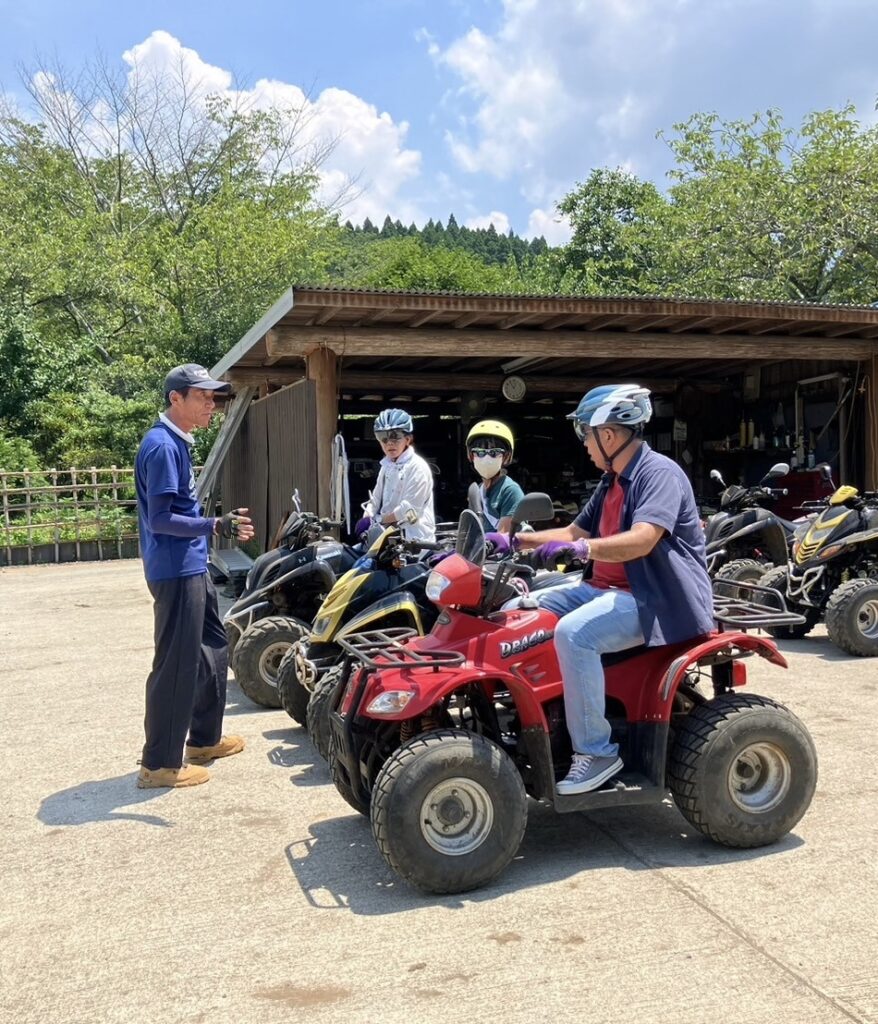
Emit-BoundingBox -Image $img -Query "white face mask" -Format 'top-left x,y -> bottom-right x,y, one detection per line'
474,454 -> 503,480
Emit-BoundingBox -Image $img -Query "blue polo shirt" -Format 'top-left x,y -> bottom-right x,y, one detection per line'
574,443 -> 714,645
135,421 -> 214,581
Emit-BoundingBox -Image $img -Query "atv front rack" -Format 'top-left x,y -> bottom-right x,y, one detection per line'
338,627 -> 466,671
712,578 -> 806,629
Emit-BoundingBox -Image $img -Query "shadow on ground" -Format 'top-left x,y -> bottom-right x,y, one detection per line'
277,778 -> 805,918
37,774 -> 174,828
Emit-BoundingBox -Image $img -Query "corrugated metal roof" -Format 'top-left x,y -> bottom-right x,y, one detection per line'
290,284 -> 878,313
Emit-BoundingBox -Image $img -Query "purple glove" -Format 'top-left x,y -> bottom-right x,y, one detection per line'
426,550 -> 452,567
354,516 -> 374,538
485,531 -> 518,556
534,538 -> 590,569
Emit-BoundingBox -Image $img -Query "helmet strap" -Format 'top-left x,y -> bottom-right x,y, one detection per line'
595,426 -> 638,471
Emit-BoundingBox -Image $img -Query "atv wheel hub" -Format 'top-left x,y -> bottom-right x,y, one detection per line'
857,597 -> 878,640
258,642 -> 290,687
420,777 -> 494,857
727,742 -> 791,813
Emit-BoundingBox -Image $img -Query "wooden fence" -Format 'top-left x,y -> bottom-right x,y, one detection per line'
0,466 -> 141,566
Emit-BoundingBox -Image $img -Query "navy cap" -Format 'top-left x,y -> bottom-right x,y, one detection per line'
164,364 -> 231,396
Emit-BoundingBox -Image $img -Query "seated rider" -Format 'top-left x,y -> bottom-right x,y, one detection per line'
355,408 -> 436,545
489,384 -> 713,795
466,419 -> 524,533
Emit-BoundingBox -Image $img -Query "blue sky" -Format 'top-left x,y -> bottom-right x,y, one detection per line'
2,0 -> 878,243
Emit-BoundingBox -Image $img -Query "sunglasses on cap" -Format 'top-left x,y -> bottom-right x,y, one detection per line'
470,446 -> 506,459
375,429 -> 409,443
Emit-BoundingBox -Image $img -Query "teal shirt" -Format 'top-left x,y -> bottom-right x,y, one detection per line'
480,473 -> 525,529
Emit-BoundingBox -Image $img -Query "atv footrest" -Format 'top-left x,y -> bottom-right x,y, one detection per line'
553,772 -> 663,813
338,628 -> 465,671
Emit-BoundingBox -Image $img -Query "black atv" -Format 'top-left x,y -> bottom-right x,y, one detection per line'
704,463 -> 798,586
275,522 -> 445,731
760,483 -> 878,654
224,498 -> 358,708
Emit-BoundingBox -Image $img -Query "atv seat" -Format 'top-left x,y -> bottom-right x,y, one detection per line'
600,644 -> 648,667
776,517 -> 801,533
528,571 -> 570,593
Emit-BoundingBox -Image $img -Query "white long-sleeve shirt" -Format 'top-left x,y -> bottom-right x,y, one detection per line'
365,447 -> 436,543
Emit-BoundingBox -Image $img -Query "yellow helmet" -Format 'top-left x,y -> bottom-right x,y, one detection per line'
466,419 -> 514,455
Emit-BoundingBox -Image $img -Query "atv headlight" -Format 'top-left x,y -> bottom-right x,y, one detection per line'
425,570 -> 451,602
818,544 -> 842,560
312,615 -> 332,637
367,690 -> 415,715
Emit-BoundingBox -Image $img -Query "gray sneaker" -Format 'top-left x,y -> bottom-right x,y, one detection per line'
556,754 -> 623,795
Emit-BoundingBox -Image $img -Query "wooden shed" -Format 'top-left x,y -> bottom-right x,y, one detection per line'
208,287 -> 878,548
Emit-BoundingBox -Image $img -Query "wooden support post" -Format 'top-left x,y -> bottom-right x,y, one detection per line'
865,354 -> 878,490
306,346 -> 338,516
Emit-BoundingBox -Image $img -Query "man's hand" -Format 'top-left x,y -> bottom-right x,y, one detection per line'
485,531 -> 519,556
216,508 -> 254,541
533,537 -> 590,569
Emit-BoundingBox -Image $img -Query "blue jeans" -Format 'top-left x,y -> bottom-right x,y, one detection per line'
535,580 -> 644,758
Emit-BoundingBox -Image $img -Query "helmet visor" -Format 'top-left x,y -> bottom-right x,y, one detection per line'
572,419 -> 593,443
375,429 -> 409,443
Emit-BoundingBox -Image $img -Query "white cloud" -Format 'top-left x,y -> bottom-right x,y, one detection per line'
465,210 -> 510,233
427,0 -> 878,220
527,207 -> 572,246
117,31 -> 423,224
430,0 -> 679,204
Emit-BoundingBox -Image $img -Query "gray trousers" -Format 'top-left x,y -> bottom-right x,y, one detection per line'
142,572 -> 228,770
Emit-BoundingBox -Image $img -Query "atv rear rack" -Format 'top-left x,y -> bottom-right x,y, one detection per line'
712,578 -> 806,629
338,628 -> 466,671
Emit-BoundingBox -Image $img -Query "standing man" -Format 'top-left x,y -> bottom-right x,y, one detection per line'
354,408 -> 436,544
135,364 -> 255,789
488,384 -> 713,795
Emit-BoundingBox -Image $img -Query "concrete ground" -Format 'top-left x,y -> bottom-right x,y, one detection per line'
0,560 -> 876,1024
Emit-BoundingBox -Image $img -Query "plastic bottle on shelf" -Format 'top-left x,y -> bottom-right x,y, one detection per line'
796,434 -> 805,465
758,430 -> 766,450
790,449 -> 799,470
752,429 -> 760,450
807,449 -> 815,469
739,416 -> 747,448
747,418 -> 755,446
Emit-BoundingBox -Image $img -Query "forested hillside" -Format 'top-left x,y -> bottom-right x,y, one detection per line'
2,53 -> 878,470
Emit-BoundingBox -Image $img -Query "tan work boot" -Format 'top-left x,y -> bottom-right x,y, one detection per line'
137,764 -> 210,789
185,734 -> 245,764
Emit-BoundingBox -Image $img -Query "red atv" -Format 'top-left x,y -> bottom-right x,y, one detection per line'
327,497 -> 818,895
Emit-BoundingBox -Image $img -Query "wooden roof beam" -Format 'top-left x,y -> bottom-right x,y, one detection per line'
540,314 -> 577,330
453,312 -> 483,328
584,315 -> 625,331
625,316 -> 685,332
407,310 -> 442,328
748,319 -> 804,335
353,307 -> 399,326
667,316 -> 722,333
265,326 -> 878,362
339,370 -> 724,395
498,312 -> 542,329
309,306 -> 341,326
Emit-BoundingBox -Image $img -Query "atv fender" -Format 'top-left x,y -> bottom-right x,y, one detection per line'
336,590 -> 426,640
659,632 -> 788,705
227,559 -> 336,616
359,663 -> 549,729
706,515 -> 789,564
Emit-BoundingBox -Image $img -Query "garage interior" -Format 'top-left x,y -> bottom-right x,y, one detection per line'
208,288 -> 878,550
